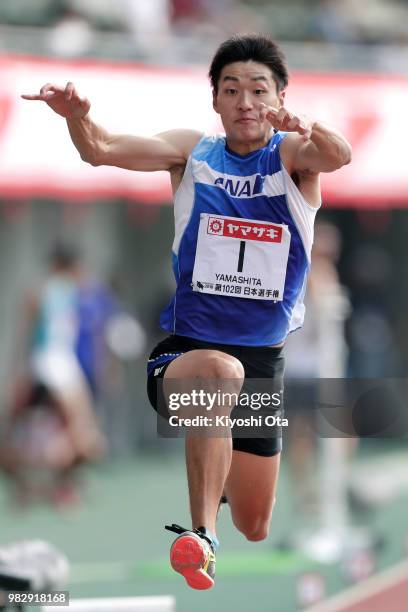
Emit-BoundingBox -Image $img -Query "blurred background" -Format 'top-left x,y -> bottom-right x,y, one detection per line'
0,1 -> 408,611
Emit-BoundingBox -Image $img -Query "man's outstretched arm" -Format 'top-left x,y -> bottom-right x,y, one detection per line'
22,81 -> 202,171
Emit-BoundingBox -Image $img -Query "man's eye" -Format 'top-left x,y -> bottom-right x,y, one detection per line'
255,89 -> 266,95
226,88 -> 237,94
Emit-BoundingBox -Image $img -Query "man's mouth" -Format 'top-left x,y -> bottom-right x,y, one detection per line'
237,118 -> 257,124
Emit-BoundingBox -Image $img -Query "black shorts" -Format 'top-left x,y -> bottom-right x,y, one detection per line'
147,334 -> 285,457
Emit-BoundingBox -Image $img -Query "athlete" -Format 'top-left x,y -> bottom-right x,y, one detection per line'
23,34 -> 351,590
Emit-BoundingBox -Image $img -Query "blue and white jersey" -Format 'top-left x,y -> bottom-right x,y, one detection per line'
160,131 -> 319,346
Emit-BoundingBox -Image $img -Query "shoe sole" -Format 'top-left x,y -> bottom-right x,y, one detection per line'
170,534 -> 214,590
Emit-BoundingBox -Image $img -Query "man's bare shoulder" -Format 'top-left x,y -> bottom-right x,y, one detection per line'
156,129 -> 204,164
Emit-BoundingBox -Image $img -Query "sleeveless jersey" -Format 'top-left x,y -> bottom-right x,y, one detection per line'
160,131 -> 319,346
33,277 -> 78,351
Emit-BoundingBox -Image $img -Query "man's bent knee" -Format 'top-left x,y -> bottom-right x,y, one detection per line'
237,519 -> 270,542
163,350 -> 244,417
198,352 -> 245,381
232,499 -> 276,542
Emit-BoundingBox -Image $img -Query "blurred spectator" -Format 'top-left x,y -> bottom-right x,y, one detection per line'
170,0 -> 261,37
1,244 -> 106,507
56,0 -> 125,31
0,242 -> 147,505
309,0 -> 360,44
346,243 -> 399,377
121,0 -> 172,57
47,7 -> 94,57
284,220 -> 355,560
285,220 -> 349,514
171,0 -> 204,21
0,0 -> 407,69
1,0 -> 408,51
76,276 -> 146,400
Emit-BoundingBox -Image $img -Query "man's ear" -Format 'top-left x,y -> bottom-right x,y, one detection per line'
278,90 -> 286,107
212,90 -> 219,114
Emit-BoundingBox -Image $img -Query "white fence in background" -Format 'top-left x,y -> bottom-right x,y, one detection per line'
44,595 -> 176,612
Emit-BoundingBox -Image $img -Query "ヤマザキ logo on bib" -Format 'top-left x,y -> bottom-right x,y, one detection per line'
207,216 -> 283,243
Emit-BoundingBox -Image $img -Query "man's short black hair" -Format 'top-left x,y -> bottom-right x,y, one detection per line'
209,34 -> 289,94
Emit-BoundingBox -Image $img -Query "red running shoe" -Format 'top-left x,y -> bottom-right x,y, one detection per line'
165,524 -> 216,590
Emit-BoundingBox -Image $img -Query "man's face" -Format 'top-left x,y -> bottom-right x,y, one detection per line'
213,60 -> 285,151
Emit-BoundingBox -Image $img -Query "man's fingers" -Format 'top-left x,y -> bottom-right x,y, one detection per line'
299,126 -> 312,138
21,92 -> 58,100
65,81 -> 75,101
262,104 -> 313,136
259,103 -> 278,122
275,108 -> 287,123
287,117 -> 301,131
262,104 -> 278,116
266,110 -> 279,124
39,83 -> 60,96
79,96 -> 90,108
260,103 -> 278,112
37,83 -> 66,100
22,82 -> 70,102
65,83 -> 87,109
287,116 -> 312,137
22,83 -> 63,101
21,91 -> 60,101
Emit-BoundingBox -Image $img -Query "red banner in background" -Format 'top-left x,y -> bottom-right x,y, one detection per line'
0,55 -> 407,208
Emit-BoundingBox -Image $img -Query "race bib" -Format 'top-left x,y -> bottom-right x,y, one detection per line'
192,213 -> 291,300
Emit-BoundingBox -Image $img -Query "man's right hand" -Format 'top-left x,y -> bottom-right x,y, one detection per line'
21,81 -> 90,119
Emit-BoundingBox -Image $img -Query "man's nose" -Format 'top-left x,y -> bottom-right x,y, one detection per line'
237,92 -> 253,111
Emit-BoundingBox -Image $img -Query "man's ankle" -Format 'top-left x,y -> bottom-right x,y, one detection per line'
196,526 -> 219,552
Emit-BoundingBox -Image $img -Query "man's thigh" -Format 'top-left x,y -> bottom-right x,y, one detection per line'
147,335 -> 243,406
224,449 -> 281,539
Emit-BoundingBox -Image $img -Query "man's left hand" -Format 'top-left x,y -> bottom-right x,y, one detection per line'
260,103 -> 313,139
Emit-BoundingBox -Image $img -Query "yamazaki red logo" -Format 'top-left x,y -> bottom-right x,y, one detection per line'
207,216 -> 283,243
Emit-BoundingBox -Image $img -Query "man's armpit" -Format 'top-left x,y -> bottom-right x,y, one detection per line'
169,163 -> 187,195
